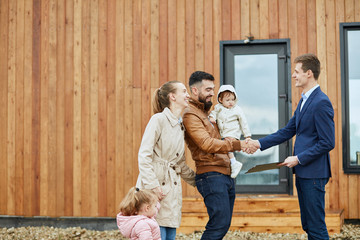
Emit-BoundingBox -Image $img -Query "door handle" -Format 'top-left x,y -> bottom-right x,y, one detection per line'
279,94 -> 288,101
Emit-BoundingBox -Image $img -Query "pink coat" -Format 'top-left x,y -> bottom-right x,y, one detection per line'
117,213 -> 161,240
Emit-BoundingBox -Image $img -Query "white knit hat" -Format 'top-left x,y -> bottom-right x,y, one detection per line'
217,85 -> 238,103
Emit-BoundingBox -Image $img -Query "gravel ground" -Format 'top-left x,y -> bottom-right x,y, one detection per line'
1,224 -> 360,240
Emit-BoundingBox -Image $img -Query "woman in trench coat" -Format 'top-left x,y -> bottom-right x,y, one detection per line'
136,81 -> 196,240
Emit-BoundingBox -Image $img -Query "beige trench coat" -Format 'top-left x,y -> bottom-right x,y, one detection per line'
136,107 -> 196,228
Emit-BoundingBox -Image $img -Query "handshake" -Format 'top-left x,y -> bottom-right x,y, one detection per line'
241,138 -> 260,154
224,137 -> 260,154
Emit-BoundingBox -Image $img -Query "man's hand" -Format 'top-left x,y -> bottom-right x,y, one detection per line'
278,156 -> 299,168
242,138 -> 260,154
209,116 -> 216,124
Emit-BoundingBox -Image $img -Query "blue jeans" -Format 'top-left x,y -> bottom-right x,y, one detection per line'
195,172 -> 235,240
160,226 -> 176,240
296,177 -> 329,240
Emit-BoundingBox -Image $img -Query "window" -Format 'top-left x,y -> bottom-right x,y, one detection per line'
340,23 -> 360,173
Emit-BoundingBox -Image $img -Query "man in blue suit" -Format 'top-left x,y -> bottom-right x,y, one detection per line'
247,53 -> 335,240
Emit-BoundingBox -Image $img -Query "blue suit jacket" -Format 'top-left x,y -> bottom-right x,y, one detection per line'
259,87 -> 335,178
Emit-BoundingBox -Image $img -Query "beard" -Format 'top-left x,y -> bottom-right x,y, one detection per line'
199,93 -> 213,111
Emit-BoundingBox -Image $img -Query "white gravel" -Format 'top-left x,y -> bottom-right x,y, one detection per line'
1,224 -> 359,239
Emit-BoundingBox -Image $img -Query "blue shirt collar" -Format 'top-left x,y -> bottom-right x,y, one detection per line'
302,84 -> 319,100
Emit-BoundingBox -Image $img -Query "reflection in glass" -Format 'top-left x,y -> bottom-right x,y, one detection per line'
234,54 -> 279,185
348,31 -> 360,165
234,55 -> 278,134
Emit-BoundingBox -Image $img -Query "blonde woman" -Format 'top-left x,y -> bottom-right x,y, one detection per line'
136,81 -> 196,240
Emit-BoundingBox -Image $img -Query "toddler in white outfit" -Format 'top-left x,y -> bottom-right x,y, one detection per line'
209,85 -> 251,178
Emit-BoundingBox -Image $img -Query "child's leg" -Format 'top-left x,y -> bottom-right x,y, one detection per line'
229,152 -> 242,178
228,152 -> 235,162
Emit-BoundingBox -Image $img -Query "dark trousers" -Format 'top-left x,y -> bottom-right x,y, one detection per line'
195,172 -> 235,240
296,177 -> 329,240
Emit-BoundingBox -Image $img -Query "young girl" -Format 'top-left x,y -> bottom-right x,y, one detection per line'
209,84 -> 251,178
117,187 -> 161,240
136,81 -> 196,240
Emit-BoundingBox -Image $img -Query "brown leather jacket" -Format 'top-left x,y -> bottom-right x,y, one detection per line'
183,98 -> 243,175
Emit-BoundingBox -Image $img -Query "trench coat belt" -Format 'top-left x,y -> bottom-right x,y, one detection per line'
153,156 -> 181,186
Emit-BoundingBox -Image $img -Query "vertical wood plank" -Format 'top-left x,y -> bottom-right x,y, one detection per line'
222,0 -> 231,40
81,0 -> 91,216
7,0 -> 17,216
73,0 -> 82,216
345,0 -> 354,22
132,88 -> 141,185
269,0 -> 279,38
55,1 -> 65,216
23,0 -> 33,216
297,0 -> 307,54
231,0 -> 241,40
203,0 -> 213,74
168,0 -> 177,81
124,0 -> 134,195
278,0 -> 288,38
40,0 -> 49,216
48,0 -> 57,216
32,0 -> 41,216
0,0 -> 9,215
259,0 -> 269,39
115,0 -> 125,209
176,0 -> 185,83
151,0 -> 160,87
335,0 -> 347,218
195,0 -> 204,70
15,0 -> 25,216
159,0 -> 168,85
64,0 -> 74,216
106,0 -> 116,216
142,0 -> 151,132
133,0 -> 141,87
185,0 -> 194,80
240,0 -> 250,39
316,0 -> 327,93
213,0 -> 221,82
307,0 -> 317,54
55,0 -> 65,217
325,0 -> 339,211
250,0 -> 259,38
89,0 -> 99,216
288,0 -> 299,105
98,0 -> 107,217
344,0 -> 357,219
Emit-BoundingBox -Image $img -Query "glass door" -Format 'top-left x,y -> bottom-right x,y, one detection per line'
220,40 -> 292,194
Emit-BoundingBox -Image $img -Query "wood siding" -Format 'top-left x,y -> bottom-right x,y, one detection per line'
0,0 -> 359,219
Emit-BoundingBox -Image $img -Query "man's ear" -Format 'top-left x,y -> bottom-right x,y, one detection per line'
191,86 -> 198,96
306,69 -> 313,78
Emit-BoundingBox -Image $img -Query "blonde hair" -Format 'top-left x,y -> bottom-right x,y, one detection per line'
153,81 -> 180,114
119,187 -> 157,216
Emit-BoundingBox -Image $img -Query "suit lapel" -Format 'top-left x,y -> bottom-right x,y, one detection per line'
296,87 -> 321,129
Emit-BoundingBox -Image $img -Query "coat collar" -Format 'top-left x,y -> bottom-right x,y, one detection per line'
163,107 -> 180,127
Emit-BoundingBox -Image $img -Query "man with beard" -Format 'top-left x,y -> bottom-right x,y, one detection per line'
182,71 -> 249,240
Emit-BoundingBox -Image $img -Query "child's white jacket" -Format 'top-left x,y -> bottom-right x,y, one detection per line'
209,85 -> 251,139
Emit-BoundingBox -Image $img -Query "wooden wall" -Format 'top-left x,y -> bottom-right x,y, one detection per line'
0,0 -> 359,219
